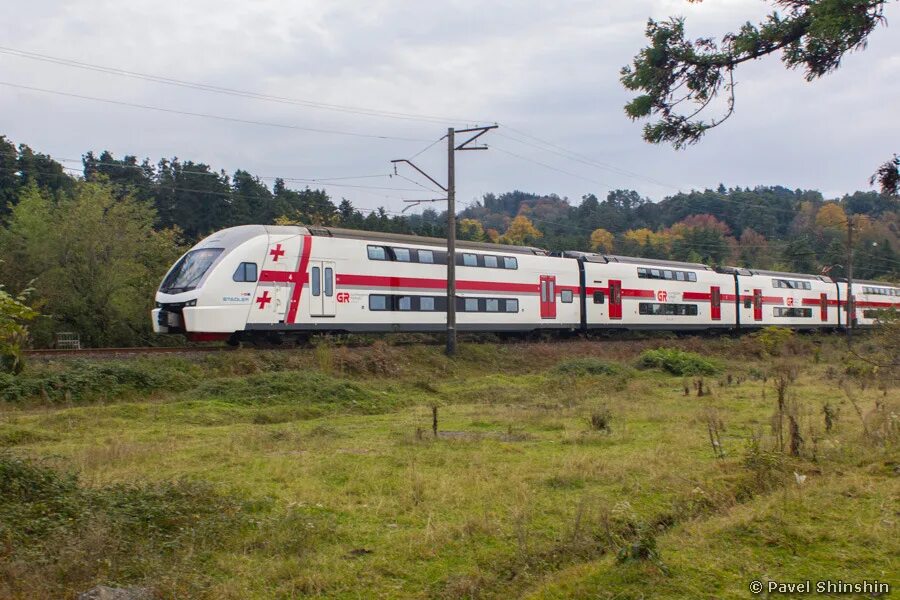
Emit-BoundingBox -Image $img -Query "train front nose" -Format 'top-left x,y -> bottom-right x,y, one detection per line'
152,299 -> 197,333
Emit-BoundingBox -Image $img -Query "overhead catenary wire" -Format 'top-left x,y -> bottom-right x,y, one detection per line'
0,81 -> 433,143
0,45 -> 491,126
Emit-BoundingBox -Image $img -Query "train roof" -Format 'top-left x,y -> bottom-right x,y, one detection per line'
834,278 -> 899,287
562,251 -> 713,271
744,269 -> 834,283
303,226 -> 549,256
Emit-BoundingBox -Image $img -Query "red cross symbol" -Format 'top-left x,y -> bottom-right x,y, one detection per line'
256,291 -> 272,309
269,243 -> 285,262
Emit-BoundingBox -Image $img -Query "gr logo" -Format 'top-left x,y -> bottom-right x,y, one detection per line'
657,290 -> 668,302
336,292 -> 351,303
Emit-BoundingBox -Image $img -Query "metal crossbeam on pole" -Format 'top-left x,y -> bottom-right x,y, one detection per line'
391,125 -> 497,356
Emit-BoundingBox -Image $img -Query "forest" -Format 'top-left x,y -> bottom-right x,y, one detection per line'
1,134 -> 898,349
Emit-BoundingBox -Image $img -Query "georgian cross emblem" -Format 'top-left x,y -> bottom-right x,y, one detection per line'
256,291 -> 272,309
269,243 -> 285,262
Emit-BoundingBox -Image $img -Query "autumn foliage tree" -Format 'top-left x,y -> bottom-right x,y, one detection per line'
500,215 -> 543,246
590,228 -> 615,253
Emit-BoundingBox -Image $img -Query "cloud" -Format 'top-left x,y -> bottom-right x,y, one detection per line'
1,0 -> 898,214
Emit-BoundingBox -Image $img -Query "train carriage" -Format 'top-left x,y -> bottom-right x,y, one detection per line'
153,225 -> 581,342
731,269 -> 840,329
571,253 -> 736,330
837,279 -> 900,327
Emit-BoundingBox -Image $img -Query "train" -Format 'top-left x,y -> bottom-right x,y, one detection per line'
152,224 -> 900,343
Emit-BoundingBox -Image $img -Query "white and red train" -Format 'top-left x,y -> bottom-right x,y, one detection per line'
152,224 -> 900,342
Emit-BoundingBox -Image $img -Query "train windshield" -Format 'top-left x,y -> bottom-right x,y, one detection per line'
160,248 -> 223,293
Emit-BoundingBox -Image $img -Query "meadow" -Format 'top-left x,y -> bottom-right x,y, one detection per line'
1,334 -> 897,599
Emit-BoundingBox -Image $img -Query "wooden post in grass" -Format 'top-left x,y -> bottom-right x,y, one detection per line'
432,405 -> 438,438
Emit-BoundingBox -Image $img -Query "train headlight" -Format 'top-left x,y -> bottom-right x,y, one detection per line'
185,299 -> 197,307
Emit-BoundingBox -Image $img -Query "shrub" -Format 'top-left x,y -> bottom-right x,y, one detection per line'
552,357 -> 626,377
637,348 -> 722,376
752,327 -> 795,356
0,359 -> 198,403
588,407 -> 613,433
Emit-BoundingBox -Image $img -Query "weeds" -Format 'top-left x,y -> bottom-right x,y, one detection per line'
637,348 -> 721,376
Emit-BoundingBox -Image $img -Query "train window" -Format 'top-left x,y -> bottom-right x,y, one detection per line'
398,296 -> 413,311
774,307 -> 812,318
464,298 -> 478,312
485,299 -> 500,312
650,269 -> 661,278
639,303 -> 699,316
420,297 -> 435,311
505,299 -> 519,313
311,267 -> 321,296
232,262 -> 258,282
593,291 -> 605,304
418,249 -> 435,264
484,255 -> 499,268
675,271 -> 685,282
367,246 -> 388,261
561,290 -> 574,303
392,248 -> 412,262
503,257 -> 518,270
462,253 -> 477,267
369,295 -> 388,311
663,270 -> 673,280
324,268 -> 333,296
160,248 -> 223,293
637,268 -> 648,279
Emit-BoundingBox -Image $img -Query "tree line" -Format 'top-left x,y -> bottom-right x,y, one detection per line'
0,134 -> 898,352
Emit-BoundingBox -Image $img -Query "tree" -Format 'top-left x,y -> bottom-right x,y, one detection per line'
0,180 -> 182,347
457,218 -> 487,241
589,228 -> 615,253
622,0 -> 897,194
815,203 -> 848,230
500,215 -> 543,246
0,282 -> 38,373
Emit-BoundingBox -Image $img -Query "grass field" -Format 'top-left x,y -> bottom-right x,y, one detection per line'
1,335 -> 897,599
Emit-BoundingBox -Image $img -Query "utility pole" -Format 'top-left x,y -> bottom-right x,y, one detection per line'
846,215 -> 855,339
392,124 -> 497,356
446,128 -> 457,356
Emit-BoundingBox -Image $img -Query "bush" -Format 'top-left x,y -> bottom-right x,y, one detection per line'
0,359 -> 198,403
751,327 -> 795,356
637,348 -> 722,376
552,357 -> 626,377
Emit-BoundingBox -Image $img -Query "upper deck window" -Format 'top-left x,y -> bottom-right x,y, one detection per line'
638,267 -> 697,282
392,248 -> 412,262
773,279 -> 812,290
367,246 -> 388,261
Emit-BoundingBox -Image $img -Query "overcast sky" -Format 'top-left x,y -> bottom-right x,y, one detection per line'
2,0 -> 898,216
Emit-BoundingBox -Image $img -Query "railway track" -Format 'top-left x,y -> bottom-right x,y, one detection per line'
23,346 -> 233,359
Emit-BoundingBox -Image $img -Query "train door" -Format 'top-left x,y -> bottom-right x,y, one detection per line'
753,289 -> 763,322
820,293 -> 828,322
710,286 -> 721,321
609,280 -> 622,320
309,260 -> 336,317
540,275 -> 557,319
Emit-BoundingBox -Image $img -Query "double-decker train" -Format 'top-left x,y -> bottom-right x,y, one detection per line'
152,224 -> 900,343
